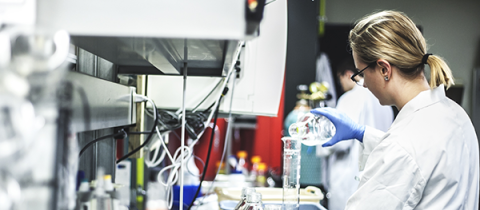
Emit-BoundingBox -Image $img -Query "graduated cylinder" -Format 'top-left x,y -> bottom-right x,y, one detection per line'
282,137 -> 301,210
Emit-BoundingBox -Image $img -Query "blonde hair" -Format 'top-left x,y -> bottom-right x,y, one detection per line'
349,10 -> 454,89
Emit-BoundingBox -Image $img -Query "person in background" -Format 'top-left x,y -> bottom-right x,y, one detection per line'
312,10 -> 479,209
318,58 -> 393,210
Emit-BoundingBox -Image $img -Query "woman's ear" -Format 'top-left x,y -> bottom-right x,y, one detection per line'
376,59 -> 392,79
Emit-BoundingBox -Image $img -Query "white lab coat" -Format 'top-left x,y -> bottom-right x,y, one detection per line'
316,53 -> 337,108
318,85 -> 393,210
346,85 -> 479,209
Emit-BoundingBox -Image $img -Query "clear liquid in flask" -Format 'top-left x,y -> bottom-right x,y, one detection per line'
288,113 -> 336,146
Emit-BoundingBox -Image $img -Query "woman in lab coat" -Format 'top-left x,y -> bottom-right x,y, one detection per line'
319,59 -> 393,210
312,10 -> 479,209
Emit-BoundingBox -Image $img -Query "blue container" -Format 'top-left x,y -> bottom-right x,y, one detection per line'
173,185 -> 202,210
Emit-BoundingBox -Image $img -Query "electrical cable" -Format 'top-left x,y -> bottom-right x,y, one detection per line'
191,79 -> 223,113
128,130 -> 171,135
187,155 -> 205,177
152,42 -> 243,209
79,130 -> 126,157
144,127 -> 165,168
265,0 -> 277,5
200,65 -> 239,205
116,98 -> 158,164
155,127 -> 174,165
202,102 -> 216,115
187,89 -> 225,210
183,41 -> 243,148
127,131 -> 153,135
155,85 -> 228,209
157,144 -> 192,209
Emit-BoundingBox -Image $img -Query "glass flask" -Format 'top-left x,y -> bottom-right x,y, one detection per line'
282,137 -> 301,210
243,192 -> 264,210
235,187 -> 256,210
288,113 -> 336,146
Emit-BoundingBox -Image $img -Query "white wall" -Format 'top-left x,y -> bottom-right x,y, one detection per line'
325,0 -> 480,115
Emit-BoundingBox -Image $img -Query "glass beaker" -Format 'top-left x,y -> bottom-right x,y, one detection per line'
282,137 -> 301,210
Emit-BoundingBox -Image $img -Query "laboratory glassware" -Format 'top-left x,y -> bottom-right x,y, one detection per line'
282,137 -> 301,210
243,192 -> 264,210
288,113 -> 336,146
264,204 -> 282,210
235,187 -> 256,210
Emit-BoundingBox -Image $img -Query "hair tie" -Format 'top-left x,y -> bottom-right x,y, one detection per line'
422,53 -> 432,64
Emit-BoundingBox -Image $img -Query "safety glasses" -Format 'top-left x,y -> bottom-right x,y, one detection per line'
351,62 -> 376,86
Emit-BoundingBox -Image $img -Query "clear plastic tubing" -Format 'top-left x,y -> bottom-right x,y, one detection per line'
282,137 -> 301,210
288,113 -> 336,146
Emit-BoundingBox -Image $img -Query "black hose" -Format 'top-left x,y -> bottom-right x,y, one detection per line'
116,107 -> 159,164
79,130 -> 126,157
187,95 -> 224,210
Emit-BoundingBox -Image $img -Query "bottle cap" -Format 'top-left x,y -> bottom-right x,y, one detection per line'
104,175 -> 112,181
237,151 -> 247,158
251,156 -> 261,163
78,179 -> 90,192
258,163 -> 267,171
103,174 -> 114,191
247,192 -> 262,203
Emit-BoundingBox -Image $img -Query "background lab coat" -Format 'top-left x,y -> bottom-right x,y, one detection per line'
347,85 -> 479,209
317,85 -> 393,210
316,53 -> 337,108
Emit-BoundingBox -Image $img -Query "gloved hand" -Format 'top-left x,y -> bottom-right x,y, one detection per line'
310,107 -> 365,147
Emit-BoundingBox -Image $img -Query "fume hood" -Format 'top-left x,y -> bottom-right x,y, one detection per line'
36,0 -> 267,76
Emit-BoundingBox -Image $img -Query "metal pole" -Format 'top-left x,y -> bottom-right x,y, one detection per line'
180,39 -> 188,210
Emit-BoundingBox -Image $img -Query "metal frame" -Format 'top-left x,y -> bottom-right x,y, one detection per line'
66,71 -> 136,132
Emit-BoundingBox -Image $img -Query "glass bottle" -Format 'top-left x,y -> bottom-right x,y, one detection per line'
288,113 -> 336,146
234,187 -> 256,210
243,192 -> 264,210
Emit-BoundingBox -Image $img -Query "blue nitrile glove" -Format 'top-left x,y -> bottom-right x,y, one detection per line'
310,107 -> 366,147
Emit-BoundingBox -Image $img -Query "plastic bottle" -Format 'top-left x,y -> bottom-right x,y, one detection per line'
243,192 -> 264,210
236,151 -> 248,176
216,161 -> 226,174
103,174 -> 121,210
75,179 -> 92,210
104,175 -> 114,192
78,179 -> 90,192
250,156 -> 261,181
234,187 -> 256,210
255,163 -> 267,187
288,112 -> 336,146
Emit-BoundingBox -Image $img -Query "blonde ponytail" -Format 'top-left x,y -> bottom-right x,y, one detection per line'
349,10 -> 455,89
427,55 -> 454,89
